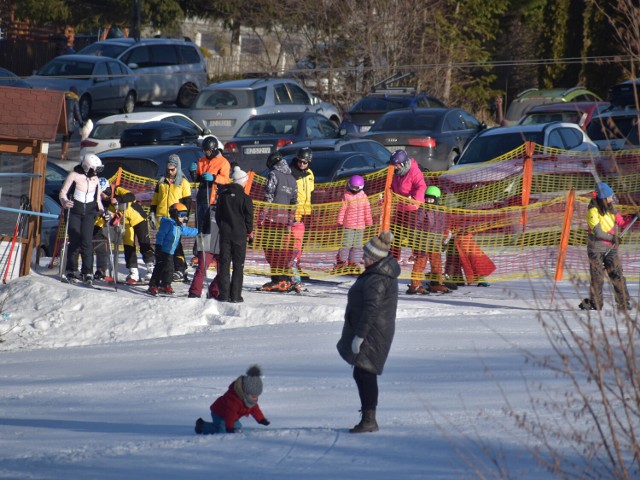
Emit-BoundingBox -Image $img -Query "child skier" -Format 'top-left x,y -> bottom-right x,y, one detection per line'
581,182 -> 637,311
335,175 -> 373,272
147,203 -> 198,296
195,365 -> 271,434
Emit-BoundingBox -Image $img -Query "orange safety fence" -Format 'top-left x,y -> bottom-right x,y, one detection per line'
47,146 -> 640,286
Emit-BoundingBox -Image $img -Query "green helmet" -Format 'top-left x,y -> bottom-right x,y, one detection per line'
426,185 -> 441,198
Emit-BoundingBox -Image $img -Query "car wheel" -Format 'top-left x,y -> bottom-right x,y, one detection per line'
121,91 -> 136,113
79,95 -> 91,121
447,150 -> 459,169
176,83 -> 199,108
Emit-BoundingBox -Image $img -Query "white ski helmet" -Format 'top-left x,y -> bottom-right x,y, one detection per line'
81,154 -> 103,174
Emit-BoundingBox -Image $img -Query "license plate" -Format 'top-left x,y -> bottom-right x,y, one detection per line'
359,125 -> 371,133
385,145 -> 405,153
244,146 -> 271,155
208,119 -> 234,127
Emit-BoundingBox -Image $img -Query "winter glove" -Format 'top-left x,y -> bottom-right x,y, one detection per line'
189,162 -> 198,172
149,213 -> 157,230
63,200 -> 74,209
259,419 -> 270,426
352,336 -> 364,354
101,210 -> 112,222
202,172 -> 215,182
247,232 -> 254,245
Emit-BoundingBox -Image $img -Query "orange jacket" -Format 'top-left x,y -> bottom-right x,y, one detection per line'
194,153 -> 231,205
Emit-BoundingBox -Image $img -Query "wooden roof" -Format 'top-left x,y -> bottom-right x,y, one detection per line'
0,86 -> 66,142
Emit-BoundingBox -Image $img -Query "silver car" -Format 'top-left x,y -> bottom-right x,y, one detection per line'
188,78 -> 342,143
26,55 -> 137,119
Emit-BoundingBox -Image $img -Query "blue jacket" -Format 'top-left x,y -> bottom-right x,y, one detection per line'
155,217 -> 198,254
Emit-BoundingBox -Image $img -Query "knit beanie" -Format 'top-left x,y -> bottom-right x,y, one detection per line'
363,230 -> 393,262
596,182 -> 614,199
242,365 -> 263,397
231,165 -> 249,187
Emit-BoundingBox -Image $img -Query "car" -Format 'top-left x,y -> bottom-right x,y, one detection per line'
517,101 -> 610,131
277,137 -> 391,163
187,77 -> 342,143
79,111 -> 223,158
223,112 -> 340,173
294,150 -> 389,184
440,123 -> 600,209
454,123 -> 599,168
40,194 -> 62,257
98,144 -> 204,180
45,161 -> 69,202
502,87 -> 603,126
0,67 -> 32,88
339,75 -> 445,136
76,38 -> 207,107
363,107 -> 485,171
608,79 -> 640,108
119,121 -> 202,148
26,55 -> 138,119
586,106 -> 640,151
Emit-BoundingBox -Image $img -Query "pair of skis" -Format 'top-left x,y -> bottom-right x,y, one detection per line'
3,195 -> 31,284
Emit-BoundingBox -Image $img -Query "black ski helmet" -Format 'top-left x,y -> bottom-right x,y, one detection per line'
296,147 -> 313,164
266,152 -> 283,169
202,136 -> 219,159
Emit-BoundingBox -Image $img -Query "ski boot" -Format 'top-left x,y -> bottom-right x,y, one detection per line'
159,285 -> 175,295
430,282 -> 450,294
144,263 -> 154,281
82,274 -> 94,285
578,298 -> 599,311
406,283 -> 429,295
126,268 -> 140,285
62,271 -> 80,284
147,286 -> 159,297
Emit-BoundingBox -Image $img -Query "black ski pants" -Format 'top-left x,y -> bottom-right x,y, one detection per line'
66,204 -> 97,275
217,236 -> 247,301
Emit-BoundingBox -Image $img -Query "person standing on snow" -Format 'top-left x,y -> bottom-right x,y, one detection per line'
60,86 -> 83,162
582,182 -> 637,311
147,203 -> 198,296
337,230 -> 399,433
149,155 -> 192,281
59,153 -> 106,284
289,147 -> 315,282
96,178 -> 155,283
186,137 -> 230,296
335,175 -> 373,272
195,365 -> 270,434
259,152 -> 298,292
214,166 -> 254,303
407,185 -> 450,294
388,149 -> 426,264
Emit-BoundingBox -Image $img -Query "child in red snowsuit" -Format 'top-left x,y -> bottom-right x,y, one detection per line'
194,365 -> 270,434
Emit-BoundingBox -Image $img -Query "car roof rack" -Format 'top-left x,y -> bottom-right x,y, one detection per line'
370,72 -> 416,93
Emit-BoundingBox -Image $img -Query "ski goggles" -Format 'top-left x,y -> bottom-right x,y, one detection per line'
177,212 -> 188,219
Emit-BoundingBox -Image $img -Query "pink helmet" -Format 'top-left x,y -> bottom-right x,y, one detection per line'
348,175 -> 365,191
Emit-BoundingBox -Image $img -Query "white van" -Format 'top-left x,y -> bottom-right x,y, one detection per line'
77,38 -> 208,108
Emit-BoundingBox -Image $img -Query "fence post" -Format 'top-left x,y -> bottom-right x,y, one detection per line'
551,189 -> 576,304
520,141 -> 535,229
380,166 -> 395,233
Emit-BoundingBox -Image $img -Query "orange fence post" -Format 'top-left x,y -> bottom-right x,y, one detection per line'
551,189 -> 576,304
380,166 -> 395,232
245,171 -> 255,195
520,141 -> 534,228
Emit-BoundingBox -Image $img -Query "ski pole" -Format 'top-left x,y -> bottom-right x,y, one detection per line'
104,222 -> 116,290
59,208 -> 71,281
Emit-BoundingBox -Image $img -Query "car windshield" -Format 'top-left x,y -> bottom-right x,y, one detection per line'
352,97 -> 411,112
37,59 -> 95,77
236,118 -> 299,137
586,115 -> 639,142
505,98 -> 559,122
192,87 -> 267,109
372,113 -> 439,131
77,43 -> 129,58
520,111 -> 583,125
458,131 -> 544,165
92,122 -> 137,139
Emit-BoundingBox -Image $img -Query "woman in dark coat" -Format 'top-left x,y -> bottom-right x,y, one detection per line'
337,230 -> 400,433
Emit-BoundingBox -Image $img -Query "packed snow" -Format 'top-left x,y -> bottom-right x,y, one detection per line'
0,260 -> 634,479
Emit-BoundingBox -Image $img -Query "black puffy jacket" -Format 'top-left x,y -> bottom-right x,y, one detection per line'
337,254 -> 400,374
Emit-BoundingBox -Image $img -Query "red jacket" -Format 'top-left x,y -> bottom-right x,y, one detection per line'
210,377 -> 266,430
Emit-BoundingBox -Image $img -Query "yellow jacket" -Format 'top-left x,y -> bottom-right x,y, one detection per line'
294,169 -> 314,221
151,177 -> 192,218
